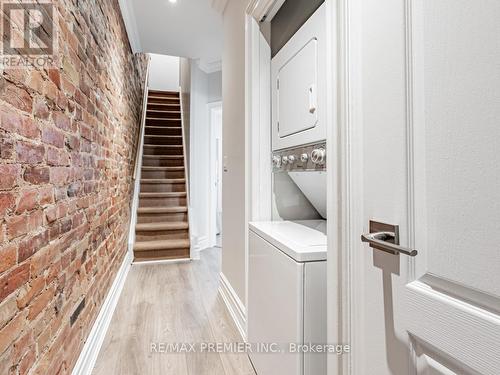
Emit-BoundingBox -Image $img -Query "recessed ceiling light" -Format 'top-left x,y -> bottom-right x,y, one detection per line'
169,0 -> 177,3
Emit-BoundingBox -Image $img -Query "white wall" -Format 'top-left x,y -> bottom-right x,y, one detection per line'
208,70 -> 222,102
221,0 -> 247,303
189,61 -> 222,253
149,54 -> 180,91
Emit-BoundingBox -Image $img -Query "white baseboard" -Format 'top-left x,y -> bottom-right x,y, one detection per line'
72,251 -> 132,375
132,258 -> 192,266
218,272 -> 247,341
191,235 -> 211,260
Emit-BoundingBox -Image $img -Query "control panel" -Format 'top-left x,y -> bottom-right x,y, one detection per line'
272,142 -> 326,172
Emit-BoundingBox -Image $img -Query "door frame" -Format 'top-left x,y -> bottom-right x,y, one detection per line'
244,2 -> 346,373
208,101 -> 223,248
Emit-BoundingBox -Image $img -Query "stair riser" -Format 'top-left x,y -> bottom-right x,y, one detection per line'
144,136 -> 183,145
140,183 -> 185,193
134,248 -> 190,262
147,111 -> 181,119
141,158 -> 184,167
147,100 -> 179,107
145,127 -> 182,136
140,170 -> 185,179
136,212 -> 188,223
148,91 -> 179,98
146,119 -> 182,127
142,146 -> 183,156
147,105 -> 180,112
135,229 -> 189,242
139,196 -> 187,207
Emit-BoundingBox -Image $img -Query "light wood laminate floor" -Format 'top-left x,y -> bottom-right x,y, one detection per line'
92,248 -> 255,375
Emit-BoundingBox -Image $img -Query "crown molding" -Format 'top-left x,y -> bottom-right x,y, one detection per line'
198,59 -> 222,74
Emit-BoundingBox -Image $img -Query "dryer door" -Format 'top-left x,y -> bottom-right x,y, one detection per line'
276,38 -> 319,138
272,3 -> 326,151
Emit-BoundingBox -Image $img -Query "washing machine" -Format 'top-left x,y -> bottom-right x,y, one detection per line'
248,220 -> 327,375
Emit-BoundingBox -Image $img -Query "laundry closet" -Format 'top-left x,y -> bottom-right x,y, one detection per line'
247,1 -> 328,375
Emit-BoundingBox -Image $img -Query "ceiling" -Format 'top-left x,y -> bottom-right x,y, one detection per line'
119,0 -> 227,72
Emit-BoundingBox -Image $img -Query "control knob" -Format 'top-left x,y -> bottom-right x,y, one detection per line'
311,148 -> 326,165
287,155 -> 296,164
282,156 -> 289,165
300,153 -> 309,163
272,155 -> 282,168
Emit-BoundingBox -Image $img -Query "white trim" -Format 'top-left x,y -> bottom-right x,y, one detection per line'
128,56 -> 151,259
198,60 -> 222,74
208,101 -> 223,248
72,251 -> 132,375
242,5 -> 274,345
247,0 -> 283,22
218,272 -> 247,341
117,0 -> 142,53
132,258 -> 192,266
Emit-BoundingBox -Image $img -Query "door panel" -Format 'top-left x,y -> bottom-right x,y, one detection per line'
351,0 -> 500,374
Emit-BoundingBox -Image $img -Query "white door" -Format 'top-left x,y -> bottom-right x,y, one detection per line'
347,0 -> 500,374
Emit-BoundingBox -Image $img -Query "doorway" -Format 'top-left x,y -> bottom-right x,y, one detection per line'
208,102 -> 223,248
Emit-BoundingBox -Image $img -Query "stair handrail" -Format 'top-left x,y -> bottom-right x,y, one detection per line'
133,55 -> 151,180
179,84 -> 192,256
128,54 -> 151,256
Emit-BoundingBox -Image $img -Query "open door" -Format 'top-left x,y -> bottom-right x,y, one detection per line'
346,0 -> 500,374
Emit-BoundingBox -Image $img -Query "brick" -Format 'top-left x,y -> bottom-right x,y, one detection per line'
18,231 -> 49,262
0,244 -> 17,275
33,98 -> 50,119
0,164 -> 20,190
39,186 -> 54,206
16,276 -> 45,309
66,135 -> 80,150
0,109 -> 21,133
44,80 -> 58,102
42,127 -> 65,148
0,310 -> 27,355
0,263 -> 30,303
0,192 -> 15,217
28,285 -> 55,320
0,80 -> 33,113
48,69 -> 61,89
18,348 -> 36,375
28,70 -> 45,94
0,138 -> 14,159
29,243 -> 58,277
15,141 -> 45,164
47,147 -> 70,166
0,294 -> 18,330
16,189 -> 38,214
24,166 -> 50,185
19,117 -> 40,139
52,112 -> 71,132
7,215 -> 28,240
49,167 -> 69,186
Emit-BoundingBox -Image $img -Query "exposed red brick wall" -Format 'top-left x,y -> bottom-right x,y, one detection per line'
0,1 -> 147,373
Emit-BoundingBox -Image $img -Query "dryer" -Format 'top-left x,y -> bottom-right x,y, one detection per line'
272,3 -> 326,151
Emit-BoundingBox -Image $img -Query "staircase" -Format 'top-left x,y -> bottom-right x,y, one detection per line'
133,90 -> 190,261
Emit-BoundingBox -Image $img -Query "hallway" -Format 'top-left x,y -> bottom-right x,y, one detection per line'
92,249 -> 255,375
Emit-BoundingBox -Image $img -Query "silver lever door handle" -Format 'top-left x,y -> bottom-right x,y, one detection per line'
361,221 -> 418,257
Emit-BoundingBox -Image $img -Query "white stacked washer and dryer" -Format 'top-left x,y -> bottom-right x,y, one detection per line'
248,4 -> 328,375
